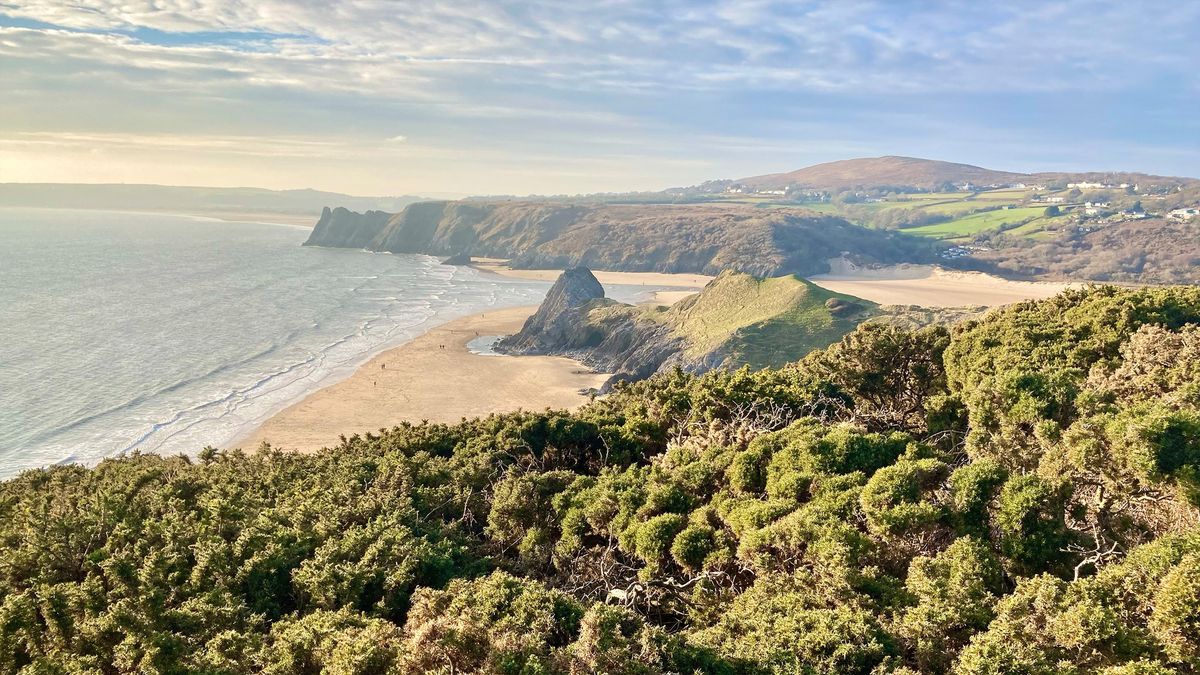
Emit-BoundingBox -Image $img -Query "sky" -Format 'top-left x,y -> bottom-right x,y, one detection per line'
1,1 -> 1198,196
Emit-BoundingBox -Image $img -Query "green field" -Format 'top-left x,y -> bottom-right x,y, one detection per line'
794,202 -> 842,214
901,206 -> 1046,239
973,188 -> 1029,201
917,200 -> 993,216
699,188 -> 1057,243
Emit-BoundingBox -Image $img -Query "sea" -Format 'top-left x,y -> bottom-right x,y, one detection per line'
0,208 -> 630,480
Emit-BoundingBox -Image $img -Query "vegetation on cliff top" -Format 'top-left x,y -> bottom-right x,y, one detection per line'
3,285 -> 1200,673
305,201 -> 942,277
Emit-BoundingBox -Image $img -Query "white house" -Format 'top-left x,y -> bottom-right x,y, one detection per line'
1047,196 -> 1066,203
1169,208 -> 1200,220
1068,181 -> 1106,189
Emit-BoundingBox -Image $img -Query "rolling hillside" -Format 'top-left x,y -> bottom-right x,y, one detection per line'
735,156 -> 1194,192
738,156 -> 1026,190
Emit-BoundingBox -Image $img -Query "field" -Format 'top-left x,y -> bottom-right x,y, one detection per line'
780,187 -> 1053,240
667,186 -> 1098,244
901,206 -> 1046,239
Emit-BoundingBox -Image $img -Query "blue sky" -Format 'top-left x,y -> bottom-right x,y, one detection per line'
1,1 -> 1197,195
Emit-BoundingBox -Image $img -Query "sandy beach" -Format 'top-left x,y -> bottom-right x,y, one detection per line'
232,306 -> 609,453
810,262 -> 1078,307
472,256 -> 1069,309
232,257 -> 1067,454
471,258 -> 713,292
234,263 -> 714,453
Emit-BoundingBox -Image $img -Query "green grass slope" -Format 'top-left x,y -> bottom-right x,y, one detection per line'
658,271 -> 878,368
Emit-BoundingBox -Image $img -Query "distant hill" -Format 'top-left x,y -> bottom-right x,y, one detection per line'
305,201 -> 942,277
739,156 -> 1026,190
736,155 -> 1195,191
0,183 -> 426,219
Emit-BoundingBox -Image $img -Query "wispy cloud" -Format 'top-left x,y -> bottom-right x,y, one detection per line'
0,1 -> 1197,193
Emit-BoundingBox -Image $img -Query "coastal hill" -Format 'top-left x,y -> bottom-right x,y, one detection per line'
306,201 -> 940,277
302,156 -> 1200,285
497,267 -> 978,386
687,157 -> 1200,285
736,155 -> 1191,191
739,156 -> 1027,190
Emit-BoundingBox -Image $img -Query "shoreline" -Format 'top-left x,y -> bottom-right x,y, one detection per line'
231,305 -> 609,453
232,264 -> 713,454
230,257 -> 1070,454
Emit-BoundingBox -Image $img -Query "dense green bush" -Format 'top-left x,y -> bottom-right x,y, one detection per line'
2,286 -> 1200,673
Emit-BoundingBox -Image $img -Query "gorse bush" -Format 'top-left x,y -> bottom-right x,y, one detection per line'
2,286 -> 1200,673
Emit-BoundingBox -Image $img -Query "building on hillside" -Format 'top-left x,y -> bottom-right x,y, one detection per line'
1169,207 -> 1200,220
1068,181 -> 1106,189
1046,196 -> 1066,203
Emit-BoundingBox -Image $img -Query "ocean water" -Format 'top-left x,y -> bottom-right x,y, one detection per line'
0,208 -> 567,479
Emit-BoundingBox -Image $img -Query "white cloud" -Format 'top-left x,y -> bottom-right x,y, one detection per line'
4,1 -> 1196,96
0,1 -> 1197,192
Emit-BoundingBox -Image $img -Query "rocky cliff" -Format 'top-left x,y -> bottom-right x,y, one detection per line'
303,200 -> 940,277
495,268 -> 683,387
306,206 -> 393,248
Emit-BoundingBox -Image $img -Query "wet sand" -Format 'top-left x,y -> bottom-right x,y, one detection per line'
231,306 -> 608,453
